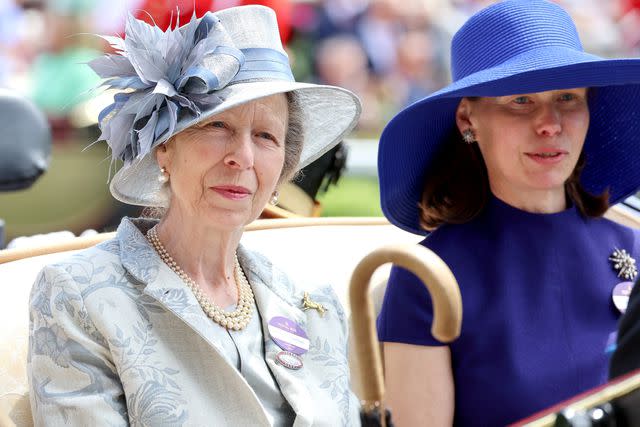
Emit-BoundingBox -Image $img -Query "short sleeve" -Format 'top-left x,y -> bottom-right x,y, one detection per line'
377,261 -> 447,347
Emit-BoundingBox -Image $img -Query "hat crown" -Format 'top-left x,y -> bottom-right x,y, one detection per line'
451,0 -> 582,82
100,5 -> 361,207
214,5 -> 287,55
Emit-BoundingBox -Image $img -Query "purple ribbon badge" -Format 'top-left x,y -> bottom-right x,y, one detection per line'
268,316 -> 310,355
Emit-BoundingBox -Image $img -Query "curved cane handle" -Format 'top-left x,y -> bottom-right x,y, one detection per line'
349,244 -> 462,406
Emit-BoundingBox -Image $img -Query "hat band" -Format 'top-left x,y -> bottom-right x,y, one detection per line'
232,48 -> 294,82
95,47 -> 295,164
175,47 -> 293,93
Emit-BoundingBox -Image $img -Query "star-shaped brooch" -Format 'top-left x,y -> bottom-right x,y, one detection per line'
609,248 -> 638,281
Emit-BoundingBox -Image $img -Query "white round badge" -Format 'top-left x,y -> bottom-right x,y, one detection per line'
275,351 -> 303,370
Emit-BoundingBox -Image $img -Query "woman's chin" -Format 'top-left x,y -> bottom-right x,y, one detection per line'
200,205 -> 259,231
522,170 -> 573,192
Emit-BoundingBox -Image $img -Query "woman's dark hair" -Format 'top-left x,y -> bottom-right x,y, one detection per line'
418,126 -> 609,231
419,128 -> 490,231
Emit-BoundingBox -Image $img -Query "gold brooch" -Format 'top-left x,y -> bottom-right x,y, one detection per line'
301,292 -> 327,317
609,248 -> 638,280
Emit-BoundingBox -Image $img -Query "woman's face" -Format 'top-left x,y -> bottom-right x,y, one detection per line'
156,94 -> 288,230
456,88 -> 589,200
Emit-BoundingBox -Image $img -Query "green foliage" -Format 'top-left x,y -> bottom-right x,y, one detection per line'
318,176 -> 383,217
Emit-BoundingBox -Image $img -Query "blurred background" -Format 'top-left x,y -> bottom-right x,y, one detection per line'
1,0 -> 639,243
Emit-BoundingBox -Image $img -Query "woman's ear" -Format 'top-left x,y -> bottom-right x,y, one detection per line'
455,98 -> 474,133
155,140 -> 171,171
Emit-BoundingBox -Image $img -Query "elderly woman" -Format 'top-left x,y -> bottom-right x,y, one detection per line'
27,6 -> 361,426
376,1 -> 640,426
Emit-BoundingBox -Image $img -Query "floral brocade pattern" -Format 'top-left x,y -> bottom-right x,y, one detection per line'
28,254 -> 187,425
27,217 -> 360,426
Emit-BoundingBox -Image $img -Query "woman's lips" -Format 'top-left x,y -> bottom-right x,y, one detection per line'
210,185 -> 252,200
524,150 -> 568,165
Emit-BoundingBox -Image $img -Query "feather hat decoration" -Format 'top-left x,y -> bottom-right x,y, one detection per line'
89,5 -> 361,207
90,12 -> 243,163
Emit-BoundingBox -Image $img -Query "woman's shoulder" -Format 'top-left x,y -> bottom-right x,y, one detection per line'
41,236 -> 121,272
419,219 -> 487,255
238,246 -> 346,321
39,216 -> 157,278
31,235 -> 127,303
588,214 -> 640,240
240,246 -> 338,292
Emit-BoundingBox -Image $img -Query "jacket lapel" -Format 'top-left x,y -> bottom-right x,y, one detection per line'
239,246 -> 315,427
116,218 -> 316,425
115,218 -> 271,425
117,218 -> 231,357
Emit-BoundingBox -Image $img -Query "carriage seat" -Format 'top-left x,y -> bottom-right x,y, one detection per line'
0,217 -> 419,427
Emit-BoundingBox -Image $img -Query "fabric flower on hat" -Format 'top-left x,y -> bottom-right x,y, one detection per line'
89,13 -> 244,164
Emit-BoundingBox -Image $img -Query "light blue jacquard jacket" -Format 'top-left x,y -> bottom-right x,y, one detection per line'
27,217 -> 360,426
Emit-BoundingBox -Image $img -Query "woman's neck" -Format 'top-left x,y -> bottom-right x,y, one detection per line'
490,182 -> 567,214
155,206 -> 243,294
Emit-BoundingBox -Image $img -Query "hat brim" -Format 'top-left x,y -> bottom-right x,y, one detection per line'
379,49 -> 640,235
110,80 -> 361,207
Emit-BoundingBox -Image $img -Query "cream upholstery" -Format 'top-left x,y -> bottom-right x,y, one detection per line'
0,217 -> 419,426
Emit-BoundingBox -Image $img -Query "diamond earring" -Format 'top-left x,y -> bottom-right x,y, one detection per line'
158,167 -> 169,183
270,190 -> 279,205
462,129 -> 476,144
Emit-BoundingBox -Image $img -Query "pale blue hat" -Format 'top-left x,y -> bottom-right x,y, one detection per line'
91,5 -> 361,206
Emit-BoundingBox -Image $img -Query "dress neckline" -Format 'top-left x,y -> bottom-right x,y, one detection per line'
485,193 -> 579,224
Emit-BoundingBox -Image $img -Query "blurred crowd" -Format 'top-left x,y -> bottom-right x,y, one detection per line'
2,0 -> 640,245
2,0 -> 640,140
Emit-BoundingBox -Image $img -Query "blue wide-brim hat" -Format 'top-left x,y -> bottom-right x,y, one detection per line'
379,0 -> 640,235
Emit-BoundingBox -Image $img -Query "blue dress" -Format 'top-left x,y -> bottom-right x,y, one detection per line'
377,196 -> 640,426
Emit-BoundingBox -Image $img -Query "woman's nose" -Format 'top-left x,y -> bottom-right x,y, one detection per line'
535,104 -> 562,137
224,133 -> 254,169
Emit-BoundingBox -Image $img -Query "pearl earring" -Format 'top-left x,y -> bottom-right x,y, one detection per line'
270,190 -> 279,205
462,129 -> 476,144
158,167 -> 169,183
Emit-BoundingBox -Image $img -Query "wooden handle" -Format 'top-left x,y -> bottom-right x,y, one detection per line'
349,244 -> 462,406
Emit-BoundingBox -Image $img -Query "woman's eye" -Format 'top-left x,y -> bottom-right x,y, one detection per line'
559,93 -> 576,101
513,96 -> 530,105
258,132 -> 278,144
208,121 -> 226,128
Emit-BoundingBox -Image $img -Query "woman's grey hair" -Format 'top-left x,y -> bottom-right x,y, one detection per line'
280,91 -> 304,183
143,91 -> 305,218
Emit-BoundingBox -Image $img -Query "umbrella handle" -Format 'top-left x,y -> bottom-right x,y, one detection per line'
349,244 -> 462,411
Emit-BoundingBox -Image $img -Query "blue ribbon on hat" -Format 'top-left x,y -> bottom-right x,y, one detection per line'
175,46 -> 245,94
232,48 -> 294,82
90,11 -> 293,164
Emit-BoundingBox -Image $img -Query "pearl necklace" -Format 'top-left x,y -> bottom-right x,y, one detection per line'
146,225 -> 254,330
